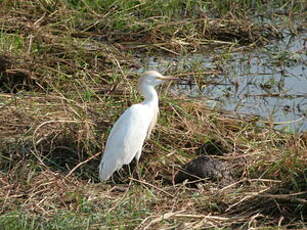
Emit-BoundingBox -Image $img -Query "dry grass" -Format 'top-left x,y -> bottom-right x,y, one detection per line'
1,94 -> 306,229
0,0 -> 306,229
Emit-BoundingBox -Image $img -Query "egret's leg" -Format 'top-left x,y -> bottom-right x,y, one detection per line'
111,175 -> 116,184
127,164 -> 133,179
126,161 -> 138,181
135,159 -> 141,180
134,148 -> 142,180
117,168 -> 124,180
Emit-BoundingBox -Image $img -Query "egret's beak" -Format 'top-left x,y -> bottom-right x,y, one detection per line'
159,75 -> 178,81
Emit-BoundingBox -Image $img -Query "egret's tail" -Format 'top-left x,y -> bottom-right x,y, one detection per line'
99,161 -> 115,181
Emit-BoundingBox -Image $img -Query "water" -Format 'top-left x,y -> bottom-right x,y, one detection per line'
140,31 -> 307,132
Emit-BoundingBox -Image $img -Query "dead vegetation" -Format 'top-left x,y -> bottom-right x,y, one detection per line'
0,0 -> 306,229
1,95 -> 306,228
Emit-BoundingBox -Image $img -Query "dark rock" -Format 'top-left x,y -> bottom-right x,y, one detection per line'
174,155 -> 232,185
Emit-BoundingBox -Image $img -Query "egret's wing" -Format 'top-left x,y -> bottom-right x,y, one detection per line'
146,106 -> 159,139
99,104 -> 151,181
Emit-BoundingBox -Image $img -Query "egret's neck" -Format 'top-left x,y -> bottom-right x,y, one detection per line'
139,84 -> 159,106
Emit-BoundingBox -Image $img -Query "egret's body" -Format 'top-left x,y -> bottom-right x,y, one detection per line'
99,71 -> 174,181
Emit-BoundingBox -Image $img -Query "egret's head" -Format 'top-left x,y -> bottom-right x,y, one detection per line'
138,71 -> 175,88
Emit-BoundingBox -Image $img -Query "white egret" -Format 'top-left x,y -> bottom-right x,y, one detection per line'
99,71 -> 175,181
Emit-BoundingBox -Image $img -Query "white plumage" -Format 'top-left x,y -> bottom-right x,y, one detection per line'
99,71 -> 175,181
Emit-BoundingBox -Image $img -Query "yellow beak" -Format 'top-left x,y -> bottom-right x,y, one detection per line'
159,75 -> 178,81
